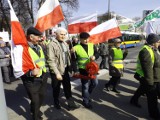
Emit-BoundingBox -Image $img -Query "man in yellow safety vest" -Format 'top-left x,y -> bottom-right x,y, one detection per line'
21,27 -> 48,120
73,32 -> 99,109
105,38 -> 128,93
130,33 -> 160,119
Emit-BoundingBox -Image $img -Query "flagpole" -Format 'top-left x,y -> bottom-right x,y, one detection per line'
0,67 -> 8,120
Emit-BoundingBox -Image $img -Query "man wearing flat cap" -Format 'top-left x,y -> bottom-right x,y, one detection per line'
130,33 -> 160,119
73,32 -> 99,109
21,26 -> 48,120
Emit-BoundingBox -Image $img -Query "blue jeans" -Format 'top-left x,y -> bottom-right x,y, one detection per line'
79,69 -> 98,104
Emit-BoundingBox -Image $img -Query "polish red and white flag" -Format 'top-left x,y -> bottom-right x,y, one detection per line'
89,18 -> 122,44
34,0 -> 64,32
68,13 -> 97,34
8,0 -> 35,78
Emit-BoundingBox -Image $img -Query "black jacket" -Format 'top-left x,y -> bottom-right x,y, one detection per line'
138,46 -> 154,85
99,43 -> 108,56
153,48 -> 160,83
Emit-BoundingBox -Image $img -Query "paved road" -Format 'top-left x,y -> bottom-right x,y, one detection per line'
3,45 -> 150,120
4,59 -> 159,120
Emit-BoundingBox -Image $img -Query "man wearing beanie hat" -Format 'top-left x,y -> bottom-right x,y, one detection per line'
130,33 -> 160,119
72,32 -> 99,109
79,32 -> 90,39
21,26 -> 48,120
146,33 -> 160,45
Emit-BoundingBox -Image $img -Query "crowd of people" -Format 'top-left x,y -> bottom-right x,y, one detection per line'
1,26 -> 160,120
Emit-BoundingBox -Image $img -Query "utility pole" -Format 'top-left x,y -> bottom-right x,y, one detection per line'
107,0 -> 110,20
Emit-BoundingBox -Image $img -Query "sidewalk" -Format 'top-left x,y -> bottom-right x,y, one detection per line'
4,62 -> 158,120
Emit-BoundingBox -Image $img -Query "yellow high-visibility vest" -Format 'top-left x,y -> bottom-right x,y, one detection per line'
28,45 -> 46,77
136,45 -> 154,77
44,39 -> 51,45
112,47 -> 124,69
74,43 -> 94,69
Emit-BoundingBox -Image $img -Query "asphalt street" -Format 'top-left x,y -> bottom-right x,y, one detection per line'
4,58 -> 160,120
2,43 -> 157,120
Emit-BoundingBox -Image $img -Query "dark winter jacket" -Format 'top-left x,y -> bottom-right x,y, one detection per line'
138,46 -> 154,85
99,43 -> 108,56
153,48 -> 160,83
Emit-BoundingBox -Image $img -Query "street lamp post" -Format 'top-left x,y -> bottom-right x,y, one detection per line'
107,0 -> 110,20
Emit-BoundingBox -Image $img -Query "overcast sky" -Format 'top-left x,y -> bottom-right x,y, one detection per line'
72,0 -> 160,19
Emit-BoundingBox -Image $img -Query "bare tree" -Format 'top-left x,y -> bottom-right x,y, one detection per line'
2,0 -> 79,31
0,0 -> 10,31
60,0 -> 79,26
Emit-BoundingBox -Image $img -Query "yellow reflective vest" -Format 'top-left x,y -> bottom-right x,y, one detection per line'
112,47 -> 124,69
136,45 -> 154,77
28,45 -> 46,77
44,39 -> 51,45
74,43 -> 94,69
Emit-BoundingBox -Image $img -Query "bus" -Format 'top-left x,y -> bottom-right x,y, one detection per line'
108,31 -> 145,49
120,31 -> 145,48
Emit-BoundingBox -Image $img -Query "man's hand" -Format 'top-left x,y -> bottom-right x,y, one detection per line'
90,56 -> 95,61
70,47 -> 75,53
31,68 -> 40,76
73,71 -> 80,76
5,55 -> 10,58
56,73 -> 63,80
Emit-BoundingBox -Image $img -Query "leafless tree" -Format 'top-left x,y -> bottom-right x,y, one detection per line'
1,0 -> 79,31
0,0 -> 10,31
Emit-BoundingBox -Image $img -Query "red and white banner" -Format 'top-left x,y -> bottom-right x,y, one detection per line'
68,13 -> 97,34
8,0 -> 35,78
89,18 -> 122,44
34,0 -> 64,32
